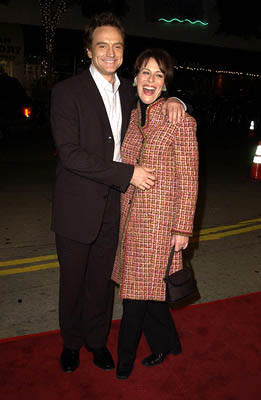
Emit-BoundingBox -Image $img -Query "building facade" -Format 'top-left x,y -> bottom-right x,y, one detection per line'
0,0 -> 260,95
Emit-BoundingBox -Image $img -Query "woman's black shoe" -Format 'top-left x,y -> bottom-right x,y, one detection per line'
60,347 -> 80,372
171,341 -> 182,355
116,362 -> 134,379
141,352 -> 167,367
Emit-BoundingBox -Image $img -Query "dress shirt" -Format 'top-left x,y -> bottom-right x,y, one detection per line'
90,64 -> 122,162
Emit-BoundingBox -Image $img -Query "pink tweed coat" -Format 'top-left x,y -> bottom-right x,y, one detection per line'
112,98 -> 198,301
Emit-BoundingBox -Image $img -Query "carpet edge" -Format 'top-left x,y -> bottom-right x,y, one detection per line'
1,291 -> 260,344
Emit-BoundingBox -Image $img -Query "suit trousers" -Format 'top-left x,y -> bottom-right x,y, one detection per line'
56,189 -> 120,350
118,299 -> 181,363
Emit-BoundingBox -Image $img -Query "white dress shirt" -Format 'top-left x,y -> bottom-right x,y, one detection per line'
90,64 -> 122,162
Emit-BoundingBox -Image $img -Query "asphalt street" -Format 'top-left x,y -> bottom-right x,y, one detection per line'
0,126 -> 261,339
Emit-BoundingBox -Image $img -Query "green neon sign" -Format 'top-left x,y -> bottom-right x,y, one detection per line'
158,18 -> 208,26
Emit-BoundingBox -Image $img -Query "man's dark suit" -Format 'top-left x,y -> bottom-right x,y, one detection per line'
50,69 -> 134,350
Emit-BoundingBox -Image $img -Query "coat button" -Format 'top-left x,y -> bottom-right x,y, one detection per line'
108,136 -> 112,140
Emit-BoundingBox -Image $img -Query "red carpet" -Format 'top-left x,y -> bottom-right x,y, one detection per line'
1,292 -> 260,400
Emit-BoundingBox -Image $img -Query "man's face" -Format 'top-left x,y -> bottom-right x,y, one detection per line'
87,25 -> 124,83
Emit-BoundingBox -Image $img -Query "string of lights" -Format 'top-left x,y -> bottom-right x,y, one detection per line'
174,65 -> 261,78
39,0 -> 68,76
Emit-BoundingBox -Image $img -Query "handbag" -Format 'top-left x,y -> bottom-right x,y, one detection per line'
163,247 -> 199,303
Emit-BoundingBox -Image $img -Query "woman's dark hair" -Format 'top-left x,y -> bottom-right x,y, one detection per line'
83,12 -> 125,49
134,48 -> 174,90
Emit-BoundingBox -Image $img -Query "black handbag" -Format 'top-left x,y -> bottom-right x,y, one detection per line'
163,247 -> 199,303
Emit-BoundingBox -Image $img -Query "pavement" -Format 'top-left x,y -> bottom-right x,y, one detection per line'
0,126 -> 261,339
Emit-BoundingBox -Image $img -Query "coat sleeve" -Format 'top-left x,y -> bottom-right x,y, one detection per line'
171,114 -> 198,236
50,81 -> 134,192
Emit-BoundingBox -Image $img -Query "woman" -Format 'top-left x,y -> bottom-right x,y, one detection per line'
112,48 -> 198,380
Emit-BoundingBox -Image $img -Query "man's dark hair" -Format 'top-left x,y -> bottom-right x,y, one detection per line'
134,48 -> 174,90
83,12 -> 125,49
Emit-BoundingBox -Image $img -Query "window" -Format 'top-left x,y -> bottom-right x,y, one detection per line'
144,0 -> 204,23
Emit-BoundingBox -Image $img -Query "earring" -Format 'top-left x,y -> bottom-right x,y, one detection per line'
162,86 -> 167,92
132,81 -> 137,87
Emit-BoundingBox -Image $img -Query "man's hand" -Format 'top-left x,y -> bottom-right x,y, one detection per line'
171,234 -> 189,252
162,98 -> 186,124
130,166 -> 156,190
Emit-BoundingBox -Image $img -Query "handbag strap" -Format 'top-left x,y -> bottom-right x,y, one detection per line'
164,246 -> 175,279
164,248 -> 191,279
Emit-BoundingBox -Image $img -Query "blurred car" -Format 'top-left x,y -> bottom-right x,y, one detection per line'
0,73 -> 35,141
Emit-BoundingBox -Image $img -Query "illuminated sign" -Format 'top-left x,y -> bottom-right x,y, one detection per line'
158,17 -> 208,26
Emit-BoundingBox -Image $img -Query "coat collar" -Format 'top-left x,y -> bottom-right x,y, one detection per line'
119,80 -> 129,140
136,97 -> 165,130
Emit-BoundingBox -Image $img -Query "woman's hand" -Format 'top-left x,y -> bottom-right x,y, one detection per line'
171,234 -> 189,252
162,98 -> 186,124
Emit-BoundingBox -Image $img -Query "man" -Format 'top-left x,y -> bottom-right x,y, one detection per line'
50,12 -> 185,373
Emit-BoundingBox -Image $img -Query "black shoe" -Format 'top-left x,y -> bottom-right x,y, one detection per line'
91,347 -> 115,370
141,352 -> 168,367
60,347 -> 80,372
116,362 -> 133,380
170,342 -> 182,355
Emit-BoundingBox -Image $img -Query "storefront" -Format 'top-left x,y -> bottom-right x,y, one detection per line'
0,22 -> 83,93
0,23 -> 24,84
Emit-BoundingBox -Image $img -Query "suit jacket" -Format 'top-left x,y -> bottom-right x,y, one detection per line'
50,69 -> 135,244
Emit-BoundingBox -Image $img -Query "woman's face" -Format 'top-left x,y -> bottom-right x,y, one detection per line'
135,57 -> 165,104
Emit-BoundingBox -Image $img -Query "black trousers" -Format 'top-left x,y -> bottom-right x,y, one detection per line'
118,299 -> 181,363
56,190 -> 120,350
